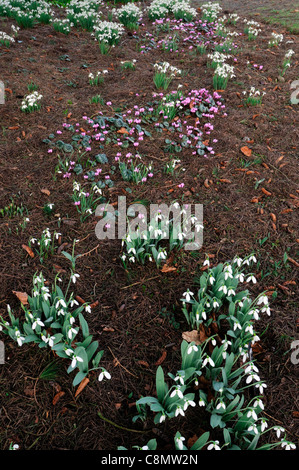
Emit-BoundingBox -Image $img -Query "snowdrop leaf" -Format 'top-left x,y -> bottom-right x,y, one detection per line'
190,432 -> 210,450
79,312 -> 89,339
72,371 -> 88,387
156,366 -> 167,403
86,340 -> 99,362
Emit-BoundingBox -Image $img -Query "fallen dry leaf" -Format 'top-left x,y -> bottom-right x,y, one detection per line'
240,146 -> 252,157
138,360 -> 150,368
261,187 -> 272,196
13,291 -> 28,305
182,328 -> 208,345
219,178 -> 232,183
155,350 -> 167,366
52,391 -> 65,406
41,188 -> 50,196
22,244 -> 34,258
74,377 -> 89,398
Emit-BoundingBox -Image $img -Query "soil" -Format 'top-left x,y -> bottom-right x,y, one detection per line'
0,1 -> 298,451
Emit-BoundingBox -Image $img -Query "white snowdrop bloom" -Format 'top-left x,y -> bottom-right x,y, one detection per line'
281,440 -> 296,450
175,435 -> 185,450
98,369 -> 111,381
183,290 -> 194,302
175,406 -> 185,417
274,426 -> 285,438
170,387 -> 184,399
71,273 -> 80,283
207,441 -> 221,450
203,355 -> 215,367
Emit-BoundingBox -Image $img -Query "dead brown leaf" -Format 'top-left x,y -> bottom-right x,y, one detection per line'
74,377 -> 90,398
13,291 -> 28,305
240,146 -> 252,157
182,327 -> 208,345
52,391 -> 65,406
22,244 -> 34,258
155,350 -> 167,366
41,188 -> 50,196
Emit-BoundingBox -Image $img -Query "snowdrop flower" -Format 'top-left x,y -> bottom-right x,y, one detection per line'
187,344 -> 198,354
233,256 -> 243,267
175,435 -> 185,450
68,327 -> 78,340
175,406 -> 185,417
281,439 -> 296,450
248,423 -> 259,435
15,330 -> 25,346
216,400 -> 226,410
247,408 -> 258,421
218,285 -> 227,294
159,413 -> 166,423
207,441 -> 221,450
98,369 -> 111,381
71,354 -> 84,369
246,274 -> 257,284
255,382 -> 267,394
41,334 -> 55,347
32,318 -> 44,330
183,399 -> 196,411
227,288 -> 235,296
56,299 -> 67,309
261,305 -> 271,316
170,386 -> 184,399
248,309 -> 260,320
174,373 -> 185,386
203,259 -> 210,267
246,371 -> 260,384
209,274 -> 215,285
253,398 -> 264,410
183,289 -> 194,302
245,362 -> 259,375
245,324 -> 254,335
233,320 -> 242,331
198,398 -> 206,407
224,265 -> 233,280
213,300 -> 220,308
85,305 -> 91,313
203,355 -> 215,367
274,426 -> 285,438
71,273 -> 80,283
65,348 -> 74,357
260,418 -> 268,432
257,295 -> 269,306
